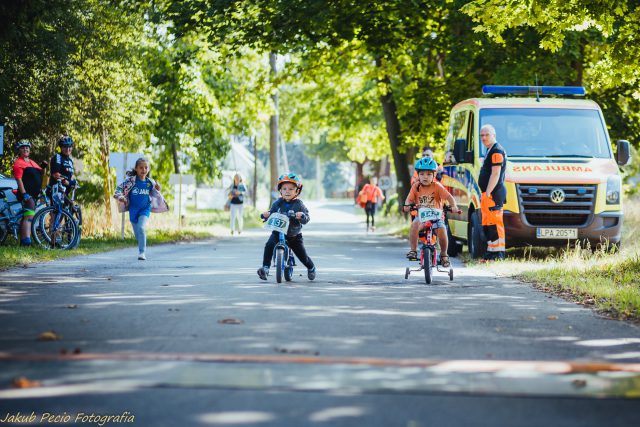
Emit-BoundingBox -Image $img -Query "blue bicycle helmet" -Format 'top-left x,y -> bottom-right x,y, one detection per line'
58,136 -> 73,147
414,156 -> 438,172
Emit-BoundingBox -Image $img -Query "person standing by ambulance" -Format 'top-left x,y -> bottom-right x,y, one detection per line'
479,124 -> 507,261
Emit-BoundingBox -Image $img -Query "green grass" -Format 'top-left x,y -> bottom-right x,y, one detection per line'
0,204 -> 263,271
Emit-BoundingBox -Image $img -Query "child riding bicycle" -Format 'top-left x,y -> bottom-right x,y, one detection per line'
258,173 -> 316,281
403,157 -> 460,268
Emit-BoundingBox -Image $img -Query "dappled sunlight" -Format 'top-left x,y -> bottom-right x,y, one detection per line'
308,406 -> 369,422
196,412 -> 276,425
575,338 -> 640,347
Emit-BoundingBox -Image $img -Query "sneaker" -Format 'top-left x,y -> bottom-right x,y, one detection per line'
370,226 -> 376,232
257,266 -> 269,280
138,253 -> 146,260
307,267 -> 316,281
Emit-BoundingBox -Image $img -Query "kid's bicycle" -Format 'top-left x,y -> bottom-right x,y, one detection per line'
0,187 -> 27,245
263,210 -> 297,283
404,204 -> 461,284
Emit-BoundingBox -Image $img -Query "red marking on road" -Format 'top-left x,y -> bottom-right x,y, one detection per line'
1,352 -> 639,374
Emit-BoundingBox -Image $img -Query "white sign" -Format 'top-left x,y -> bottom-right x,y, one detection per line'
109,152 -> 143,180
378,175 -> 392,190
169,174 -> 195,185
264,212 -> 290,234
418,207 -> 442,223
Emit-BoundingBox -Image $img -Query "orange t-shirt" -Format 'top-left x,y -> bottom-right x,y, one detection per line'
405,181 -> 450,209
361,184 -> 384,203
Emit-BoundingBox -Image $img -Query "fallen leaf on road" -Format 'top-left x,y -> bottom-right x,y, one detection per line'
584,298 -> 595,305
37,331 -> 62,341
12,377 -> 42,388
547,315 -> 558,320
218,318 -> 244,325
572,379 -> 587,388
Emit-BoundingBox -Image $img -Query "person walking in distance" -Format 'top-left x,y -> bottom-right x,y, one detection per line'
228,173 -> 247,235
361,177 -> 385,232
478,124 -> 507,261
114,157 -> 169,260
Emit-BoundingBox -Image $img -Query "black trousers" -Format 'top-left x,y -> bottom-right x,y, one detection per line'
365,202 -> 377,227
262,232 -> 314,270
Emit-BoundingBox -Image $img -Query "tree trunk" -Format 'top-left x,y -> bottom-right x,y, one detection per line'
99,122 -> 112,228
171,142 -> 180,174
253,135 -> 258,208
375,58 -> 410,209
269,52 -> 279,198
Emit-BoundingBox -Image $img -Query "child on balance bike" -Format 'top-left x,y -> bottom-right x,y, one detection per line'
258,173 -> 316,281
403,157 -> 460,268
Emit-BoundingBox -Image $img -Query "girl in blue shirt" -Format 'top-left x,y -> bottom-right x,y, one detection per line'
114,158 -> 168,260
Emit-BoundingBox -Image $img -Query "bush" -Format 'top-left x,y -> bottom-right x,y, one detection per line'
383,193 -> 398,216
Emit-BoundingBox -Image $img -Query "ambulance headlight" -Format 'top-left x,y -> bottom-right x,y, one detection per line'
606,175 -> 621,204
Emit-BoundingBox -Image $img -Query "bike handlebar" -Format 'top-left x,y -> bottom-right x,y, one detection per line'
403,204 -> 462,215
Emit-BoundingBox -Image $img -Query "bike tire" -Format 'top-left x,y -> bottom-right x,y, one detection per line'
32,207 -> 79,250
423,247 -> 432,285
0,219 -> 9,245
275,248 -> 284,283
284,250 -> 293,281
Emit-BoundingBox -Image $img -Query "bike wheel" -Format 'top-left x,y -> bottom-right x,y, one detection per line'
423,247 -> 432,285
32,207 -> 79,250
275,247 -> 284,283
0,219 -> 9,244
284,250 -> 294,282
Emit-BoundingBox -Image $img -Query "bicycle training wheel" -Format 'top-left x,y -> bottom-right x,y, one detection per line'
32,207 -> 79,250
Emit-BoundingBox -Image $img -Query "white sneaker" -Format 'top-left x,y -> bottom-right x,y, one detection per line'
138,253 -> 146,260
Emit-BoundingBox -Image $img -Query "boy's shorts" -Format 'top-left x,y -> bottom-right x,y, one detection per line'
413,217 -> 446,230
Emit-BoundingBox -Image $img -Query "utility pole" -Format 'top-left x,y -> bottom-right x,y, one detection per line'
269,52 -> 279,200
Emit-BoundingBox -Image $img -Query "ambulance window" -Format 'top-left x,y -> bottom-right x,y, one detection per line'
466,111 -> 475,152
445,110 -> 467,162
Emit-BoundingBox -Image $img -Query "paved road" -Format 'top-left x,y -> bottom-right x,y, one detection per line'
1,200 -> 639,426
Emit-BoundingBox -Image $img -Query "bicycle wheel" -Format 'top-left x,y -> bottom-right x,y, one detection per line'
275,247 -> 284,283
70,204 -> 82,248
423,247 -> 432,285
0,219 -> 9,244
32,207 -> 79,250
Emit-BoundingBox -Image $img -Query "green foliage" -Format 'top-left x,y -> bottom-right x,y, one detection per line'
382,193 -> 399,217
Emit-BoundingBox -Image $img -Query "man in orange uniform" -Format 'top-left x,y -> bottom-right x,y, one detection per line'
478,124 -> 507,261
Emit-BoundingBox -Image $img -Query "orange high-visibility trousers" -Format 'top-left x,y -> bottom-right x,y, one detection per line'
481,193 -> 505,253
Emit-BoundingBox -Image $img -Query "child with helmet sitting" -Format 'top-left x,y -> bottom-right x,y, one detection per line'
403,157 -> 459,268
257,173 -> 316,281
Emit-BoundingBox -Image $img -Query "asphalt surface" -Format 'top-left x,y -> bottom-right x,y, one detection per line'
1,200 -> 639,426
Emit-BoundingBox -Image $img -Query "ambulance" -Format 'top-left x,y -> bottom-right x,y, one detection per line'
441,85 -> 631,258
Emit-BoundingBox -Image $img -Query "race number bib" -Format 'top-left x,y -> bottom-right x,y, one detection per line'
418,207 -> 442,223
264,212 -> 290,233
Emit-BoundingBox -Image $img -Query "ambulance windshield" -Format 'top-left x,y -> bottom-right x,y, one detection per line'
479,109 -> 611,159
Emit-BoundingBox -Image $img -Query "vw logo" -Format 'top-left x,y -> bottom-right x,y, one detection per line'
550,188 -> 566,204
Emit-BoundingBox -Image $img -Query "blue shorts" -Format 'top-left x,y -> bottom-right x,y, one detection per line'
413,217 -> 446,230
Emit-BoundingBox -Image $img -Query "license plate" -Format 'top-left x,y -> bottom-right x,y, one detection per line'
536,228 -> 578,239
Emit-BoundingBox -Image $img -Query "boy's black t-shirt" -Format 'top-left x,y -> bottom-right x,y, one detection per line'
49,153 -> 75,185
268,198 -> 310,237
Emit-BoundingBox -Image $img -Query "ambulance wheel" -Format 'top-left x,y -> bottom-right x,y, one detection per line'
468,211 -> 487,259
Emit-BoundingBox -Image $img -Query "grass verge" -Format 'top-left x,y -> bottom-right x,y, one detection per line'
0,204 -> 262,271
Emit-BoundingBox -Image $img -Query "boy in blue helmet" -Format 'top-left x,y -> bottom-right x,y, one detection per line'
403,157 -> 459,267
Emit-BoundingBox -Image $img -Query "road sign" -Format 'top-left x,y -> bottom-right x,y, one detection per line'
379,175 -> 392,190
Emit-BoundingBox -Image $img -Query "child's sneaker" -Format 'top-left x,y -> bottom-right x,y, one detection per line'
138,252 -> 146,260
307,266 -> 316,281
257,266 -> 269,280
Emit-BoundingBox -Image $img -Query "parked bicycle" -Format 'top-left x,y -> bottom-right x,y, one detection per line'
404,204 -> 461,284
0,186 -> 27,245
263,210 -> 297,283
31,180 -> 80,249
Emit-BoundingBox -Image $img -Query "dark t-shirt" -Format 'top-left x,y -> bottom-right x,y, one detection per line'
13,157 -> 43,198
479,142 -> 507,200
49,153 -> 75,185
229,183 -> 246,205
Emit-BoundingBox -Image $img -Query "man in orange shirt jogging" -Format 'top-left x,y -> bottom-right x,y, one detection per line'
479,124 -> 507,261
360,177 -> 385,231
